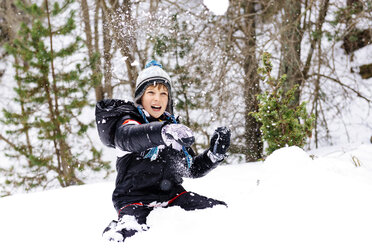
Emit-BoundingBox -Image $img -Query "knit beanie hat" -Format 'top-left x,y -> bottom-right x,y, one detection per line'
134,60 -> 173,114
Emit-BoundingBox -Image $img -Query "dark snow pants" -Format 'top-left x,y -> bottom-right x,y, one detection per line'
114,191 -> 227,240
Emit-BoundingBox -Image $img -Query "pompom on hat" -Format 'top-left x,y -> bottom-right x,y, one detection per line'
134,60 -> 173,114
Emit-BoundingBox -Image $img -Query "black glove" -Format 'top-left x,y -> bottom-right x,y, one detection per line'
210,126 -> 231,156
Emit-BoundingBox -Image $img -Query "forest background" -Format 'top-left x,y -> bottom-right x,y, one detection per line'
0,0 -> 371,196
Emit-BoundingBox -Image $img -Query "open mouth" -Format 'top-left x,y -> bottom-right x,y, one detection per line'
151,106 -> 162,110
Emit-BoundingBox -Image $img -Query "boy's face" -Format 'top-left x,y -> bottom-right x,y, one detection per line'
141,84 -> 168,118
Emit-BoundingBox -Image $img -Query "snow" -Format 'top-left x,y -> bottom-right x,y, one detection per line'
1,145 -> 372,248
203,0 -> 229,15
1,1 -> 371,247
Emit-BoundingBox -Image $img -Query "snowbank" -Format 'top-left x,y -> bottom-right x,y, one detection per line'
1,145 -> 372,248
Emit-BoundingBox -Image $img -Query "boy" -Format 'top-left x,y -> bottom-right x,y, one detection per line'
96,60 -> 231,242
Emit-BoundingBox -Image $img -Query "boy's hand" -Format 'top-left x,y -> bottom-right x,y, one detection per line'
161,124 -> 195,150
208,126 -> 231,162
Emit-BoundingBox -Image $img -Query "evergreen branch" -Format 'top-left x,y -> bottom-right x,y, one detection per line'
0,133 -> 19,151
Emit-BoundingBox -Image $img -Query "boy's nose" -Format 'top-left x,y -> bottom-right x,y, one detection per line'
154,93 -> 160,101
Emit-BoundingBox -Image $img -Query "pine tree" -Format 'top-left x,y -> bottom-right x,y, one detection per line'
251,52 -> 314,155
0,0 -> 110,195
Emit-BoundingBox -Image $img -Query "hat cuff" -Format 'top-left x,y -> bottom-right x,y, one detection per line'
135,77 -> 171,98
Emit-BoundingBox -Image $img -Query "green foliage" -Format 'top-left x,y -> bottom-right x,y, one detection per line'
150,13 -> 212,151
252,52 -> 314,155
0,0 -> 110,195
152,14 -> 191,59
328,2 -> 370,41
333,1 -> 364,25
151,14 -> 193,112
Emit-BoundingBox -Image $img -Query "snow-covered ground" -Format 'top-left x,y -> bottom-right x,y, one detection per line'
1,144 -> 372,248
1,1 -> 371,247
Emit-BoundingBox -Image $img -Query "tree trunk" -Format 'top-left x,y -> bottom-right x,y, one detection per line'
102,8 -> 113,98
105,0 -> 138,95
80,0 -> 104,101
279,0 -> 303,106
303,0 -> 330,80
241,1 -> 263,161
46,0 -> 80,186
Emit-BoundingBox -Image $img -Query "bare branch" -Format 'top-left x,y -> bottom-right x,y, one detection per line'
313,73 -> 372,103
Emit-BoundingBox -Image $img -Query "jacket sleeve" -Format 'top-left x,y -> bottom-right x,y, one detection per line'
114,116 -> 167,152
187,148 -> 221,178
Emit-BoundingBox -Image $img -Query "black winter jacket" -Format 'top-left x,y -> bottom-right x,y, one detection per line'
96,99 -> 220,212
